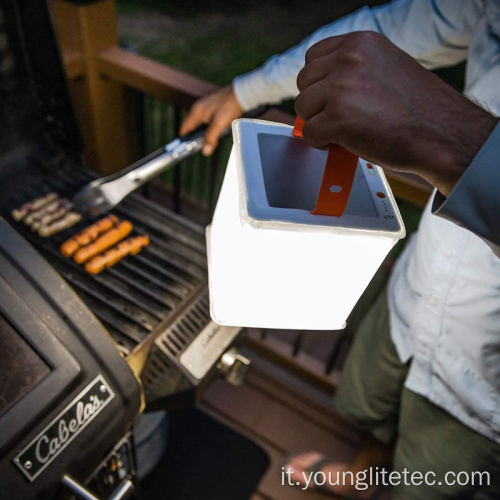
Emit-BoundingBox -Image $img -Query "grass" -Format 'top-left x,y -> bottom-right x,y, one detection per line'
116,0 -> 389,86
125,30 -> 276,87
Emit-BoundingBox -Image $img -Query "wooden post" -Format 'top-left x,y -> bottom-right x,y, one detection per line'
49,0 -> 132,174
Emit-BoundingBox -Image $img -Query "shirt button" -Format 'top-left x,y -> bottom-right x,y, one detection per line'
443,250 -> 453,259
430,297 -> 438,307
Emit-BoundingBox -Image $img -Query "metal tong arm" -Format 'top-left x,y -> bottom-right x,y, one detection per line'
92,133 -> 202,209
93,106 -> 268,206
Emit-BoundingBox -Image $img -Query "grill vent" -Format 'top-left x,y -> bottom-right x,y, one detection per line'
141,349 -> 176,392
157,292 -> 211,359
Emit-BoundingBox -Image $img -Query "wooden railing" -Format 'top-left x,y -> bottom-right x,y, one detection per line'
50,0 -> 430,394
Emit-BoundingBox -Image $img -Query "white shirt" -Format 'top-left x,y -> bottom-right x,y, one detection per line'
233,0 -> 500,443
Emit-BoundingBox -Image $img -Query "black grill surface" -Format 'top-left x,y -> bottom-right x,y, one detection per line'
5,167 -> 208,358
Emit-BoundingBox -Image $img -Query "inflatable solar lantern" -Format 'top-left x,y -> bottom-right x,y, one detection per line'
207,118 -> 405,330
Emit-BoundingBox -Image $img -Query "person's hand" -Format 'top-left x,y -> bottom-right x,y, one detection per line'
180,85 -> 243,156
295,32 -> 498,196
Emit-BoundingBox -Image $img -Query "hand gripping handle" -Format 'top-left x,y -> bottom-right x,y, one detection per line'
293,117 -> 359,217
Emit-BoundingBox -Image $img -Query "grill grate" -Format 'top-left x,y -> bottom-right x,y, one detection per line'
157,292 -> 211,359
5,167 -> 208,357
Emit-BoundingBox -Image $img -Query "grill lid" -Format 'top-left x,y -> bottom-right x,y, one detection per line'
0,0 -> 82,173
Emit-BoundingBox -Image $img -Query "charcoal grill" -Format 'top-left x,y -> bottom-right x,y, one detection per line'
0,1 -> 249,498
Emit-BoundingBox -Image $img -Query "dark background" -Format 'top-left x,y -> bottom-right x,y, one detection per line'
116,0 -> 464,92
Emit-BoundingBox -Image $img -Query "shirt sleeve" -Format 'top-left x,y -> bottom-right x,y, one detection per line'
233,0 -> 484,111
432,120 -> 500,258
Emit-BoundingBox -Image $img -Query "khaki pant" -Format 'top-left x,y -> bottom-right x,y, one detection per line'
335,291 -> 500,499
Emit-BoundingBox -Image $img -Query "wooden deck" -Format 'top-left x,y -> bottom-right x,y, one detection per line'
200,344 -> 392,500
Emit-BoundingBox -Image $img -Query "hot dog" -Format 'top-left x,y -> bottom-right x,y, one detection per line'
73,220 -> 133,264
12,193 -> 58,221
31,200 -> 72,231
85,235 -> 149,274
38,212 -> 82,237
24,199 -> 61,226
60,215 -> 119,257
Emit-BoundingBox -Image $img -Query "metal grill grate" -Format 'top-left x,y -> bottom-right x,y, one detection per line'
5,166 -> 208,358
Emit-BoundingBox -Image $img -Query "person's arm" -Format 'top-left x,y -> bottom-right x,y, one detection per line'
294,31 -> 498,196
294,30 -> 499,255
233,0 -> 483,111
432,122 -> 500,257
181,0 -> 483,154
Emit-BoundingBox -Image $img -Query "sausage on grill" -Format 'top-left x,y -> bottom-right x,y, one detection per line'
25,199 -> 61,226
38,212 -> 82,237
60,215 -> 119,257
12,193 -> 59,221
31,200 -> 72,231
73,220 -> 133,264
85,235 -> 149,274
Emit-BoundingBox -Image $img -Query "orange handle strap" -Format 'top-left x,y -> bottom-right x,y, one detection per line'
293,117 -> 358,217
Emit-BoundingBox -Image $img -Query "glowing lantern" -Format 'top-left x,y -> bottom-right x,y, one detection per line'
207,119 -> 405,330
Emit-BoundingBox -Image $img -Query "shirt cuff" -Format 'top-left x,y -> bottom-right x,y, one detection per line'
432,120 -> 500,255
233,67 -> 284,112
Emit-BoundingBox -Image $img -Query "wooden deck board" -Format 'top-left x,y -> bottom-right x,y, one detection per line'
242,347 -> 362,444
253,400 -> 356,460
199,345 -> 384,499
201,379 -> 272,431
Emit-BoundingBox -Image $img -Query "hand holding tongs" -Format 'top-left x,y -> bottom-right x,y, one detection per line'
72,107 -> 267,217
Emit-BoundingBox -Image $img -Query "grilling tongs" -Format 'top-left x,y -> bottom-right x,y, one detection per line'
72,107 -> 267,217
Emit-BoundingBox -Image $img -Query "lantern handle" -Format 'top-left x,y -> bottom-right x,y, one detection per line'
293,117 -> 358,217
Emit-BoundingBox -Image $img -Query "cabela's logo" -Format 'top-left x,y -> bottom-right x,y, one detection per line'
35,395 -> 104,464
14,375 -> 114,482
202,323 -> 221,348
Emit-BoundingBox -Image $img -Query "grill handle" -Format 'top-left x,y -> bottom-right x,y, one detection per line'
62,474 -> 134,500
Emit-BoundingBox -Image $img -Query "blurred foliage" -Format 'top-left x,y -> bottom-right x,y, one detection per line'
122,31 -> 274,87
118,0 -> 465,94
117,0 -> 390,85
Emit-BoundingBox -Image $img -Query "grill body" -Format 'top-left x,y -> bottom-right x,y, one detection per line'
0,0 -> 247,498
1,164 -> 246,409
0,217 -> 142,499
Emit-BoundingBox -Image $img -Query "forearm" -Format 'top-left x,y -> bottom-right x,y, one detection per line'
233,6 -> 382,110
233,0 -> 482,111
